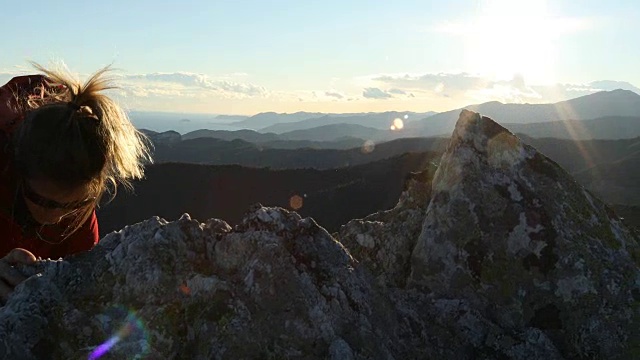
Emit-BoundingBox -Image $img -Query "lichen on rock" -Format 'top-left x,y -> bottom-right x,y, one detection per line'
409,110 -> 640,358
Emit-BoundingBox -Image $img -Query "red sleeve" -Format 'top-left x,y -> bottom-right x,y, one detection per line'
62,210 -> 100,255
24,209 -> 99,259
87,210 -> 100,247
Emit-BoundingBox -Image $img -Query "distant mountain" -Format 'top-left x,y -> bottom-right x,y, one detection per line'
518,135 -> 640,173
572,149 -> 640,205
230,111 -> 436,131
505,116 -> 640,140
261,111 -> 437,133
409,90 -> 640,137
165,114 -> 640,146
130,111 -> 249,133
140,129 -> 158,136
97,136 -> 640,238
148,129 -> 387,150
140,129 -> 181,144
215,114 -> 249,121
149,136 -> 448,169
611,204 -> 640,230
179,129 -> 368,149
182,124 -> 401,143
100,132 -> 640,240
182,129 -> 280,142
260,138 -> 366,150
147,126 -> 640,174
279,123 -> 389,142
230,112 -> 329,129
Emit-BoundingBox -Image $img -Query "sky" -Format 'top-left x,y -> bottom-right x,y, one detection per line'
1,0 -> 639,115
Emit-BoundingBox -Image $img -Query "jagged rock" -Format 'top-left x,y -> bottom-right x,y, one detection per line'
341,110 -> 640,358
337,166 -> 435,287
1,207 -> 385,359
1,110 -> 639,359
408,110 -> 640,357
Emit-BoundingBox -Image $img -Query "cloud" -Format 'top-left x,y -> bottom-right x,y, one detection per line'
214,80 -> 266,97
226,72 -> 249,77
4,65 -> 638,114
373,73 -> 487,93
387,88 -> 406,95
273,88 -> 358,104
370,71 -> 640,105
362,87 -> 393,99
118,72 -> 268,99
325,90 -> 344,99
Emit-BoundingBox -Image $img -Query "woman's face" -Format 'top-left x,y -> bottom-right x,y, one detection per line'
22,178 -> 94,225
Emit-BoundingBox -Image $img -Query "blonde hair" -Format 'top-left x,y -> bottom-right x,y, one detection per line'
12,62 -> 153,236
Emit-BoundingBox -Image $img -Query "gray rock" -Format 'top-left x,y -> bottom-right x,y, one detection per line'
408,110 -> 640,357
3,210 -> 384,359
337,165 -> 434,287
329,338 -> 355,360
1,110 -> 638,359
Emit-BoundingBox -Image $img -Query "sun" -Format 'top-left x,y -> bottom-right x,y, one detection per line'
464,0 -> 563,84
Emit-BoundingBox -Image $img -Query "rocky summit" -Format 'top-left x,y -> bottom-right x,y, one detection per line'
1,110 -> 639,359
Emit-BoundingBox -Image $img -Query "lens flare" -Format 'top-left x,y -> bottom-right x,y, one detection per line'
179,282 -> 191,296
403,114 -> 409,120
289,195 -> 303,210
361,140 -> 375,154
88,308 -> 149,360
391,118 -> 404,131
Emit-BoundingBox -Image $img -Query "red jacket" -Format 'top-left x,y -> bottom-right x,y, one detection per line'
0,77 -> 99,259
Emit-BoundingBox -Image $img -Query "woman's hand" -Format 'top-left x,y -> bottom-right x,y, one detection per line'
0,248 -> 36,304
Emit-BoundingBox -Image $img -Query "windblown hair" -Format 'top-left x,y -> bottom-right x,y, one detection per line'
11,62 -> 153,235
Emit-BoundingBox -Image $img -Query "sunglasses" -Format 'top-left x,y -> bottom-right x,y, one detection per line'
21,182 -> 95,211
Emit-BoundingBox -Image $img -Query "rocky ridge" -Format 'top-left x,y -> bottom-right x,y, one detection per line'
0,110 -> 638,359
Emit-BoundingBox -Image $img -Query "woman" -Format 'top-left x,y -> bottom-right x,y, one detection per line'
0,64 -> 152,303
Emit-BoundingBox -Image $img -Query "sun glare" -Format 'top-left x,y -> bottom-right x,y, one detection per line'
390,118 -> 404,131
463,0 -> 573,84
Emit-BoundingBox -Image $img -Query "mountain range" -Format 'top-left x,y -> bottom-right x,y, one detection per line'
230,111 -> 436,131
97,133 -> 640,239
258,111 -> 436,133
125,89 -> 640,235
146,136 -> 447,169
179,123 -> 403,143
408,89 -> 640,137
139,90 -> 640,144
154,115 -> 639,148
505,116 -> 640,140
132,90 -> 640,146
